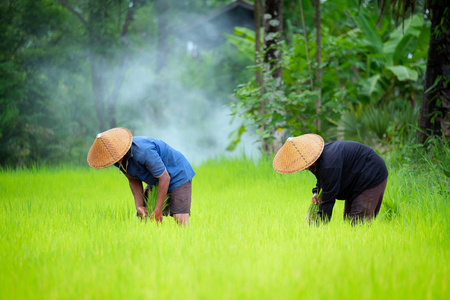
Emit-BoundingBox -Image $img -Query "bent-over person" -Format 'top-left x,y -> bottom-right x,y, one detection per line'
273,134 -> 388,223
87,127 -> 195,225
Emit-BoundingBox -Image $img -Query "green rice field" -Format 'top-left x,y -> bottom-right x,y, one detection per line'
1,156 -> 449,299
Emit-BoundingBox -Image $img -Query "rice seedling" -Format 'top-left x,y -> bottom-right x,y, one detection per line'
306,188 -> 321,225
143,185 -> 169,214
0,156 -> 448,300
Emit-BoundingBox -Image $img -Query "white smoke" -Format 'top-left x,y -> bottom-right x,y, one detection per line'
107,6 -> 262,165
115,47 -> 259,165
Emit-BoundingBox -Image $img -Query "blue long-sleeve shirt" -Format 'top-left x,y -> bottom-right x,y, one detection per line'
309,141 -> 388,220
114,136 -> 195,191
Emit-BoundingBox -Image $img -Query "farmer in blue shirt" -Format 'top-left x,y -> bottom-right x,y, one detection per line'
273,134 -> 388,223
87,127 -> 195,225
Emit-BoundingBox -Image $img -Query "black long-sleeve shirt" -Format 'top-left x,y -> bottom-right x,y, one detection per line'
309,141 -> 388,220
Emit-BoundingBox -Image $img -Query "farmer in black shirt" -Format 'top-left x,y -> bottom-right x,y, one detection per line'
273,134 -> 388,222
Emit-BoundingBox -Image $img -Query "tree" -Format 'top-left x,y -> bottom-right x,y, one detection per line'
151,0 -> 169,124
254,0 -> 263,89
0,0 -> 67,166
376,0 -> 449,141
417,0 -> 450,141
230,0 -> 429,150
263,0 -> 284,153
312,0 -> 322,131
254,0 -> 264,150
56,0 -> 140,132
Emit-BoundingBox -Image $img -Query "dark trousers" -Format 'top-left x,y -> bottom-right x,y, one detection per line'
344,178 -> 388,222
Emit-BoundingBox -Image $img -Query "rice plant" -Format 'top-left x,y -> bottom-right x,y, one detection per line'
143,186 -> 169,213
0,156 -> 448,300
306,188 -> 321,225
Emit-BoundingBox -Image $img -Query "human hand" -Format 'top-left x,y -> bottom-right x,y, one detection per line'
150,209 -> 163,223
136,207 -> 148,219
312,193 -> 322,205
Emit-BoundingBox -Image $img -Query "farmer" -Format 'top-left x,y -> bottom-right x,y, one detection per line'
87,127 -> 195,225
273,134 -> 388,223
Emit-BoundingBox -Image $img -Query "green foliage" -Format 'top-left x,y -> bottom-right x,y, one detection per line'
226,27 -> 257,61
228,29 -> 320,148
229,63 -> 319,149
352,8 -> 384,52
330,102 -> 419,146
0,0 -> 71,166
0,0 -> 255,167
0,0 -> 436,167
229,1 -> 429,149
352,12 -> 428,103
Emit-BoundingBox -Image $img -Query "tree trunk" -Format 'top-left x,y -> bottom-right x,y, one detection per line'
255,0 -> 263,88
263,0 -> 283,83
156,0 -> 169,75
107,57 -> 128,129
263,0 -> 284,154
107,0 -> 137,129
298,0 -> 313,90
89,55 -> 107,132
87,0 -> 107,132
151,0 -> 170,125
418,1 -> 450,142
255,0 -> 266,152
312,0 -> 322,131
59,0 -> 137,132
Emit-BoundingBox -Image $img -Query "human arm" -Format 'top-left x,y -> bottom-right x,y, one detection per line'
138,145 -> 170,222
125,174 -> 147,218
317,168 -> 341,221
318,197 -> 335,222
149,169 -> 170,223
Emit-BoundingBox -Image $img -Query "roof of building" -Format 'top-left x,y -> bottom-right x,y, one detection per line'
175,0 -> 254,49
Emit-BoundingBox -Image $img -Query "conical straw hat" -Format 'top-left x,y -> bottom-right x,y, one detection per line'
273,134 -> 324,174
87,127 -> 132,169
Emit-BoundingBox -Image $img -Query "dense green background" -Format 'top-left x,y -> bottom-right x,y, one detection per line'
1,0 -> 443,167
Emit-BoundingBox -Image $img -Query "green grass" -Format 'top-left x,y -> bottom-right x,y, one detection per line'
0,157 -> 448,300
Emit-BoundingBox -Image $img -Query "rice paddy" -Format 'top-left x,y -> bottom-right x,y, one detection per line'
0,156 -> 448,299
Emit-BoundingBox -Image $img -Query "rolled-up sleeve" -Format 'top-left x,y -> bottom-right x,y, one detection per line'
142,147 -> 166,178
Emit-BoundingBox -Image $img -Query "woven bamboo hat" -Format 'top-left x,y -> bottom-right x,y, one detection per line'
87,127 -> 132,169
273,134 -> 324,174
